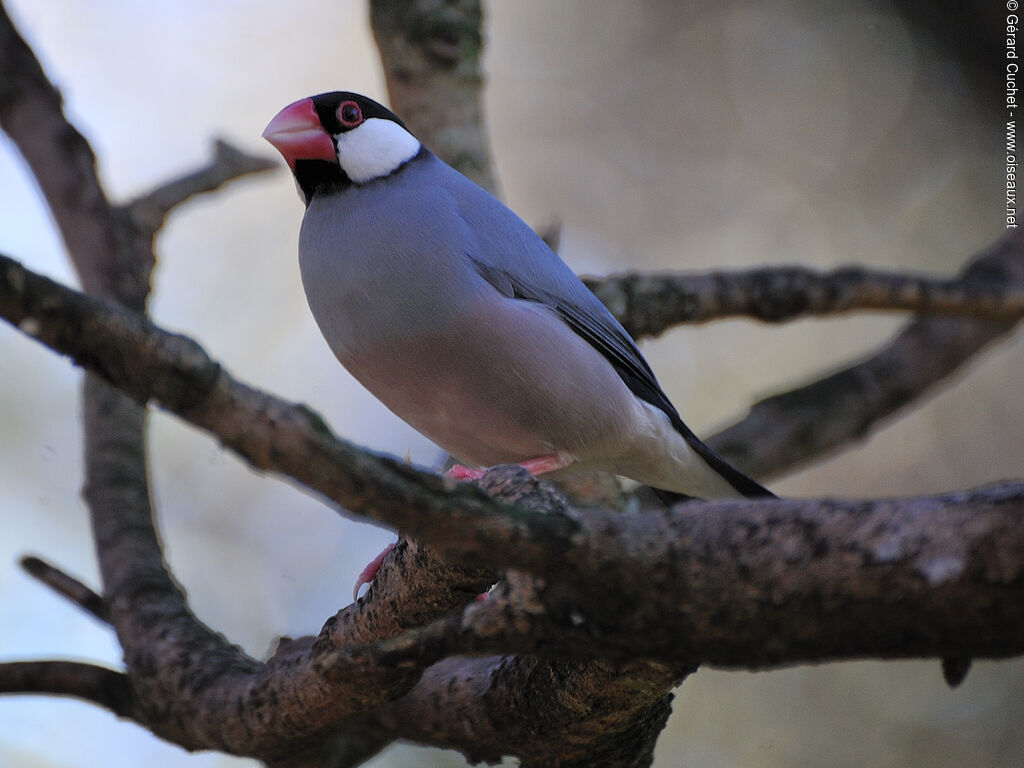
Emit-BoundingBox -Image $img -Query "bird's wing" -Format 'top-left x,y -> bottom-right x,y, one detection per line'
438,161 -> 668,413
471,252 -> 772,498
468,255 -> 669,413
444,160 -> 772,498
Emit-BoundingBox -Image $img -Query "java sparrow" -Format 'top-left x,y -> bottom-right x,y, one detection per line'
263,92 -> 772,502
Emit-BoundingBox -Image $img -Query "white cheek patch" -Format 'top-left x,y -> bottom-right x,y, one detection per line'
334,117 -> 421,184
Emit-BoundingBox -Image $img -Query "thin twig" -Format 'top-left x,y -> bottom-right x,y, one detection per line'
19,555 -> 109,623
124,139 -> 278,237
0,661 -> 136,719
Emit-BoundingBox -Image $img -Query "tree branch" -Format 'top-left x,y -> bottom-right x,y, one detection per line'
322,473 -> 1024,670
2,262 -> 1022,669
123,139 -> 277,238
324,471 -> 1023,765
1,5 -> 442,759
4,2 -> 1023,765
370,0 -> 497,192
583,261 -> 1024,337
0,250 -> 568,569
0,661 -> 136,720
19,555 -> 109,623
311,535 -> 493,651
708,230 -> 1024,479
0,3 -> 144,305
369,655 -> 680,768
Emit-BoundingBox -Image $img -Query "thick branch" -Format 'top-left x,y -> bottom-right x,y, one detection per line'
0,251 -> 571,573
320,472 -> 1024,764
332,474 -> 1024,670
314,535 -> 493,650
370,656 -> 679,768
344,472 -> 688,768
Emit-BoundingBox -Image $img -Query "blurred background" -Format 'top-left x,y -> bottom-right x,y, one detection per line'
0,0 -> 1021,766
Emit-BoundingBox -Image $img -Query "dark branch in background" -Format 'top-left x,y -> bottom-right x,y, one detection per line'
708,232 -> 1024,480
124,139 -> 277,238
889,1 -> 1000,113
584,262 -> 1024,336
370,0 -> 498,192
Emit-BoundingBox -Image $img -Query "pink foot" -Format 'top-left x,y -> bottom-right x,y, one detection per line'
352,542 -> 395,601
445,454 -> 575,482
517,454 -> 575,475
445,464 -> 487,481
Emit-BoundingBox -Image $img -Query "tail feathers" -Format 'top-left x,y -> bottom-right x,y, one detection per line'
651,479 -> 771,507
657,411 -> 775,503
684,439 -> 775,498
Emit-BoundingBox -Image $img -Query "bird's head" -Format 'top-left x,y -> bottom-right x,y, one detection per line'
262,92 -> 421,204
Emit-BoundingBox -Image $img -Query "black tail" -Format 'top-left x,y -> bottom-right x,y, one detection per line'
655,410 -> 775,504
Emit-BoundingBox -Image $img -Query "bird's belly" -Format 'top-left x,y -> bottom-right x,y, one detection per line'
328,295 -> 642,469
339,338 -> 558,466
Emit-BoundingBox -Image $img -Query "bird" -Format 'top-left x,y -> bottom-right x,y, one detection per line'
262,90 -> 772,519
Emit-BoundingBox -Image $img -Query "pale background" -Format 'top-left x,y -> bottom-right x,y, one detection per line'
0,1 -> 1021,766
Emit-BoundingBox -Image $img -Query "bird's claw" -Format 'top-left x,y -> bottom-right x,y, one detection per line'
352,541 -> 396,601
445,464 -> 487,480
445,454 -> 573,483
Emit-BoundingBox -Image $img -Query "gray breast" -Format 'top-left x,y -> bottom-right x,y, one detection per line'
296,163 -> 644,467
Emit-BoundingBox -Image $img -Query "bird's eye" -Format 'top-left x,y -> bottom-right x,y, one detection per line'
338,101 -> 362,128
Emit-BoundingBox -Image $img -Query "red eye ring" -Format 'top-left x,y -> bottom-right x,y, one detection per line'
337,100 -> 362,128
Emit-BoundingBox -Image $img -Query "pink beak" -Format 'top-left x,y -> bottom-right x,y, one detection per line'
262,98 -> 336,168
